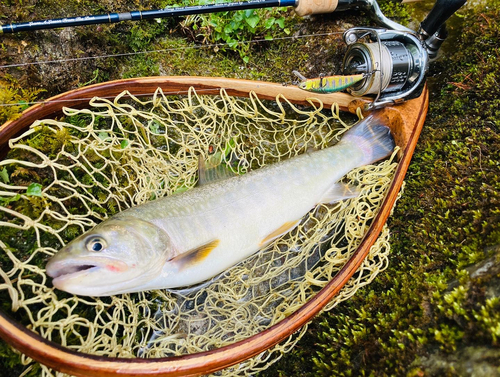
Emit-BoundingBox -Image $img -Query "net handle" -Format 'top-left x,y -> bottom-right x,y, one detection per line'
0,77 -> 428,377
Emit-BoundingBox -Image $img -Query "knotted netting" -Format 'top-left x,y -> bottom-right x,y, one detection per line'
0,88 -> 400,376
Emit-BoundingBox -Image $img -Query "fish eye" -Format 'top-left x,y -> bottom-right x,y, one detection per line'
86,237 -> 106,252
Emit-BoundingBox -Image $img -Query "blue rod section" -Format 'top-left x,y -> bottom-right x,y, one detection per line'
1,0 -> 295,34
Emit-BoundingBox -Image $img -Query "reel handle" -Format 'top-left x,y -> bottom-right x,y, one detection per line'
419,0 -> 466,37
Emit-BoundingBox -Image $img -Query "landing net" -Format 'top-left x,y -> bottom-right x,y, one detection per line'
0,88 -> 399,376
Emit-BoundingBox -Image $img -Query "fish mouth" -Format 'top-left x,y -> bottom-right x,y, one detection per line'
46,259 -> 103,286
46,256 -> 131,293
47,262 -> 98,279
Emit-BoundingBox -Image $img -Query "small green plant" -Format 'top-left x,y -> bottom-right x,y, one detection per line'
181,3 -> 290,63
0,79 -> 45,124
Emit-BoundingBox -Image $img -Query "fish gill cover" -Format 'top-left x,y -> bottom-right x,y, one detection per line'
0,89 -> 398,376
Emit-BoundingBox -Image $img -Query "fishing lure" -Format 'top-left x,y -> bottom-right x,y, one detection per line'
293,71 -> 368,94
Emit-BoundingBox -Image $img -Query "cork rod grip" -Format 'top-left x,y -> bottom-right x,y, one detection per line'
294,0 -> 339,16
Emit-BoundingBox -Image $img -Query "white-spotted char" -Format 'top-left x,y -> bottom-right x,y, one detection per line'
46,114 -> 395,296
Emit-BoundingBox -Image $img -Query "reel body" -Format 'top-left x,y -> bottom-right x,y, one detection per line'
342,28 -> 428,109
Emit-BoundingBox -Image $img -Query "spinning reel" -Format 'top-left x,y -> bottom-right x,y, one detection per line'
338,0 -> 466,109
342,27 -> 427,109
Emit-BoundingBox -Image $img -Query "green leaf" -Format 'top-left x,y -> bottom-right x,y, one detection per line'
245,15 -> 260,29
284,27 -> 291,35
233,12 -> 244,22
98,132 -> 110,141
149,121 -> 160,134
265,34 -> 273,41
230,20 -> 241,30
224,24 -> 233,34
244,9 -> 254,18
223,138 -> 236,157
242,55 -> 250,64
120,139 -> 130,149
276,17 -> 285,28
0,194 -> 20,205
264,17 -> 275,29
0,168 -> 9,184
173,185 -> 190,194
26,183 -> 42,197
227,39 -> 238,48
18,100 -> 29,111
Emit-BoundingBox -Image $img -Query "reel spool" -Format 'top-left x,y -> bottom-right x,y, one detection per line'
342,28 -> 428,110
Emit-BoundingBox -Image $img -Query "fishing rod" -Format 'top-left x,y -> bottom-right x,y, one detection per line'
1,0 -> 419,34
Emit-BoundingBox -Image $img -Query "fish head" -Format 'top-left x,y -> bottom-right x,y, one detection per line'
46,217 -> 172,296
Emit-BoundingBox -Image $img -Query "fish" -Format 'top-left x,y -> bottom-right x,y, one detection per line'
46,114 -> 395,296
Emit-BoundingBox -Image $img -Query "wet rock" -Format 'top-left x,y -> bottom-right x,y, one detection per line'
413,346 -> 500,377
467,244 -> 500,299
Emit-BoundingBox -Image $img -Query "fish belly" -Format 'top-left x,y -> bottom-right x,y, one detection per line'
135,144 -> 364,289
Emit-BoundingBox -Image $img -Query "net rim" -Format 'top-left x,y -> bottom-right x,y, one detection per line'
0,76 -> 429,377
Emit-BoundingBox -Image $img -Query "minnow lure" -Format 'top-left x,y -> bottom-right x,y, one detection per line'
293,71 -> 367,94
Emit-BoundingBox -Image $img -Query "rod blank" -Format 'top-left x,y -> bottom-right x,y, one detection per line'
1,0 -> 295,34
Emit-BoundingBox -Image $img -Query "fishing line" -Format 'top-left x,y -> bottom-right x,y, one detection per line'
0,30 -> 345,109
0,88 -> 226,107
0,31 -> 343,69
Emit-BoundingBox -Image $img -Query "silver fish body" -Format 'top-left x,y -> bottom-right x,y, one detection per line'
46,114 -> 395,296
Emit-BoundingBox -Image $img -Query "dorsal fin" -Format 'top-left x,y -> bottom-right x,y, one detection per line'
198,154 -> 238,186
170,239 -> 220,269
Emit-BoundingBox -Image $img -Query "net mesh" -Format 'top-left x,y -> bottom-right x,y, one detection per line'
0,88 -> 400,376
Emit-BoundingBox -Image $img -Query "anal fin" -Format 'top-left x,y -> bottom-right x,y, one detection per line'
320,183 -> 360,204
259,220 -> 300,247
171,239 -> 220,269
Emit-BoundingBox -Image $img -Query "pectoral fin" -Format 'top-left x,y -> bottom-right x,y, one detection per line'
319,183 -> 360,204
171,239 -> 220,269
259,220 -> 300,247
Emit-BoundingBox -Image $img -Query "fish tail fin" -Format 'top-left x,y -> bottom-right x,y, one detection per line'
340,114 -> 396,165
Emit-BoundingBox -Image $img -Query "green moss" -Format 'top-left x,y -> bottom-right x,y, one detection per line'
266,0 -> 500,375
378,0 -> 413,26
0,79 -> 44,124
0,341 -> 28,377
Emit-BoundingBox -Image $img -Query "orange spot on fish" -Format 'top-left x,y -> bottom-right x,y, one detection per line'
107,264 -> 124,272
